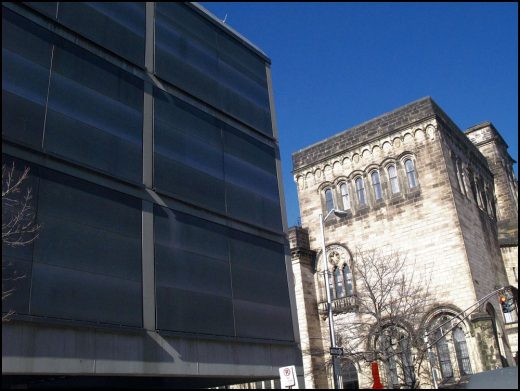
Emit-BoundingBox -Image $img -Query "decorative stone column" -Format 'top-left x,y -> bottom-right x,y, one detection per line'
289,226 -> 329,389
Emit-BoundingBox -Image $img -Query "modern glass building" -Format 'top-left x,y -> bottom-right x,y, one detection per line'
2,2 -> 302,388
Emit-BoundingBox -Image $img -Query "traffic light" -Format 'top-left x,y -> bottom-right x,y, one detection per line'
499,290 -> 515,313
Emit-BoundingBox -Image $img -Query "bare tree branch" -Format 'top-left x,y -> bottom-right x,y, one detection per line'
2,161 -> 40,321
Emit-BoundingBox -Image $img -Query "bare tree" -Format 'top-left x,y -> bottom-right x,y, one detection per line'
304,246 -> 434,389
2,161 -> 40,321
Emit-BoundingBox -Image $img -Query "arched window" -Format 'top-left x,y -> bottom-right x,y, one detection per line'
434,327 -> 453,380
355,177 -> 366,207
399,336 -> 415,387
371,171 -> 383,201
343,264 -> 354,296
342,360 -> 359,389
404,159 -> 418,189
378,327 -> 412,388
340,182 -> 350,210
334,266 -> 345,298
453,327 -> 472,375
388,165 -> 400,194
325,188 -> 334,213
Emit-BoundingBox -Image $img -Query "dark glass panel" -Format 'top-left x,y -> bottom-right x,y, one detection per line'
23,2 -> 58,19
233,300 -> 293,341
229,230 -> 292,339
156,286 -> 234,336
154,89 -> 225,212
34,214 -> 142,282
36,166 -> 142,238
30,262 -> 142,326
155,245 -> 232,297
45,37 -> 143,183
155,3 -> 220,107
154,206 -> 234,336
155,3 -> 272,136
223,124 -> 281,230
58,2 -> 145,66
30,166 -> 142,326
2,8 -> 53,149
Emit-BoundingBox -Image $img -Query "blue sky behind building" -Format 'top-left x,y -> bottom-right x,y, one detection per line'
200,2 -> 518,227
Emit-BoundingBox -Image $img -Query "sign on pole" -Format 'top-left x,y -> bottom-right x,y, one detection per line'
330,347 -> 344,356
279,365 -> 299,389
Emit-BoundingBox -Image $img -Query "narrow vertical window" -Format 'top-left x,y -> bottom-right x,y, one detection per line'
405,159 -> 418,189
400,336 -> 416,387
325,188 -> 334,213
435,328 -> 453,380
457,160 -> 466,195
334,267 -> 345,298
355,177 -> 366,206
340,183 -> 350,210
388,165 -> 400,194
468,169 -> 478,203
343,264 -> 353,296
453,327 -> 472,376
371,171 -> 383,201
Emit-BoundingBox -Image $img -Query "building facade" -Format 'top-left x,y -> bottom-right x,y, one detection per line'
291,97 -> 518,388
2,2 -> 302,388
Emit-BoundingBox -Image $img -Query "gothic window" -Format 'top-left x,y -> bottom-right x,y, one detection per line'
404,159 -> 418,189
343,264 -> 354,296
325,188 -> 334,213
355,177 -> 366,207
467,169 -> 478,204
434,327 -> 453,380
342,360 -> 359,389
429,314 -> 474,382
371,170 -> 383,201
479,181 -> 489,213
334,266 -> 345,298
453,327 -> 472,376
378,326 -> 413,388
399,336 -> 416,387
340,182 -> 351,210
388,164 -> 400,194
318,247 -> 355,308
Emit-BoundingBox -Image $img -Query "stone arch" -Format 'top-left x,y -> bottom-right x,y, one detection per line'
342,156 -> 351,168
324,164 -> 333,180
392,137 -> 402,149
314,168 -> 323,181
362,148 -> 371,161
352,153 -> 360,165
305,172 -> 314,187
382,141 -> 392,154
372,145 -> 382,159
317,180 -> 335,193
414,128 -> 426,142
403,132 -> 414,145
296,175 -> 305,191
333,160 -> 343,177
426,124 -> 436,140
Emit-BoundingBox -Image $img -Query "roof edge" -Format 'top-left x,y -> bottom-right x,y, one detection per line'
189,2 -> 271,64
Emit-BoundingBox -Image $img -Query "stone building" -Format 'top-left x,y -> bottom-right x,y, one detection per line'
290,97 -> 518,389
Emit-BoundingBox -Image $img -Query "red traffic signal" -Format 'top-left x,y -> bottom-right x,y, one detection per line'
499,290 -> 515,313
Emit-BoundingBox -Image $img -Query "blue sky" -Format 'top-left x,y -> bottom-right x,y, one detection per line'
200,2 -> 518,228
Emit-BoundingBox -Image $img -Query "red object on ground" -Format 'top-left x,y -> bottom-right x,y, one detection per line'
371,361 -> 384,389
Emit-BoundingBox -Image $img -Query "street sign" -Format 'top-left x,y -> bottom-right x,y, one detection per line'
279,365 -> 299,389
330,347 -> 344,356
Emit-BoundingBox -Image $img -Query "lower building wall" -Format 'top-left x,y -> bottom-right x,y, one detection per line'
2,320 -> 303,383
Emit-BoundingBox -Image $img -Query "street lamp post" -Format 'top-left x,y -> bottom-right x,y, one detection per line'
320,208 -> 348,389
